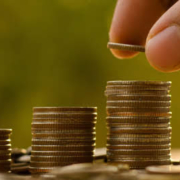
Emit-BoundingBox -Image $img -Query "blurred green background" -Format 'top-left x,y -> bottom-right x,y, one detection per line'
0,0 -> 179,149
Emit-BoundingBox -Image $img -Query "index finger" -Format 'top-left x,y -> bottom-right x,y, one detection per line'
109,0 -> 167,59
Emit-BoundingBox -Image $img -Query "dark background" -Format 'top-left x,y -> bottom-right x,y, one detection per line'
0,0 -> 179,149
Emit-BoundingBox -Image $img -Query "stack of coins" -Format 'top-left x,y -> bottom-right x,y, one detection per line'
105,81 -> 172,169
0,129 -> 12,173
30,107 -> 97,174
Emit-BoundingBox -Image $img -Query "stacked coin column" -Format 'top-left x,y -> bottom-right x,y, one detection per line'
30,107 -> 97,174
105,81 -> 172,169
0,129 -> 12,173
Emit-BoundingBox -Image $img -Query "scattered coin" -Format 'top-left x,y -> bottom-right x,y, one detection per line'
29,167 -> 54,174
146,165 -> 180,174
171,159 -> 180,165
108,159 -> 171,168
11,163 -> 30,174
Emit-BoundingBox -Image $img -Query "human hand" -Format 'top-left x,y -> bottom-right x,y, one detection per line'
109,0 -> 180,72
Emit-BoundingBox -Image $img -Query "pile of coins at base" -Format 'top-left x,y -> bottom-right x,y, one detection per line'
105,81 -> 172,169
30,107 -> 97,174
0,129 -> 12,172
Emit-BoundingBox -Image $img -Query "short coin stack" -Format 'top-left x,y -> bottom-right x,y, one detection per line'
30,107 -> 97,174
105,81 -> 172,169
0,129 -> 12,173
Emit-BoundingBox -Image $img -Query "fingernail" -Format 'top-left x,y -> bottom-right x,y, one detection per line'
146,25 -> 180,72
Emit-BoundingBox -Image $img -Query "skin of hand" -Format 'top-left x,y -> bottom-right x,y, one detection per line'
109,0 -> 180,73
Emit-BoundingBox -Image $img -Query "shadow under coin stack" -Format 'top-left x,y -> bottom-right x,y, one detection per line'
30,107 -> 97,174
0,129 -> 12,173
105,81 -> 172,169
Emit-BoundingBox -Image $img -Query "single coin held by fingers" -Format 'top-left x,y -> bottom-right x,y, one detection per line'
107,42 -> 145,53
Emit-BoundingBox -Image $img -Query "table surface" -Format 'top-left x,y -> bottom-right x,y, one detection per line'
7,149 -> 180,180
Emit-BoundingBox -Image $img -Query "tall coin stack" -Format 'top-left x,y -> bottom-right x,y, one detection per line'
30,107 -> 97,174
0,129 -> 12,173
105,81 -> 172,169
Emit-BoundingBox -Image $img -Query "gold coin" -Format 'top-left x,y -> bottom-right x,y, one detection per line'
107,107 -> 171,113
32,139 -> 95,145
107,144 -> 171,150
33,107 -> 97,113
32,135 -> 95,140
32,132 -> 95,139
29,167 -> 54,174
0,159 -> 11,164
0,150 -> 12,154
32,118 -> 97,124
107,95 -> 171,101
107,123 -> 170,128
106,116 -> 171,124
0,169 -> 10,173
31,123 -> 95,129
107,112 -> 172,117
0,135 -> 11,140
0,145 -> 11,151
107,159 -> 171,167
0,167 -> 11,173
31,156 -> 93,162
107,149 -> 170,155
32,128 -> 95,133
107,101 -> 171,107
106,85 -> 170,91
33,113 -> 97,119
0,140 -> 11,145
32,145 -> 95,151
107,43 -> 145,52
107,81 -> 171,86
31,151 -> 93,156
107,95 -> 171,102
105,90 -> 170,96
30,161 -> 85,167
107,137 -> 171,145
107,133 -> 171,139
0,154 -> 11,160
0,129 -> 12,135
108,127 -> 172,134
32,137 -> 95,141
107,154 -> 171,160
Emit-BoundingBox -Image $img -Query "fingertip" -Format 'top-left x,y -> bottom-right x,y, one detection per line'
146,25 -> 180,73
110,49 -> 139,59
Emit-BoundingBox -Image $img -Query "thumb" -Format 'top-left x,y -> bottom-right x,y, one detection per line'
146,0 -> 180,73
